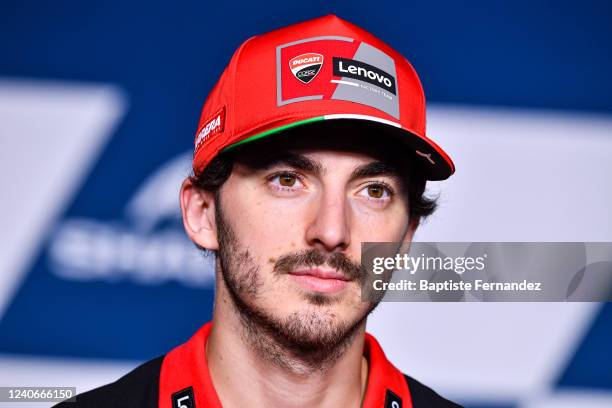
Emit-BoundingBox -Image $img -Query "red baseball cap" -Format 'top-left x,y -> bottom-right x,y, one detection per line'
193,14 -> 455,180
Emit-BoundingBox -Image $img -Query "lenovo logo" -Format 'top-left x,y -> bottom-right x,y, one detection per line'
333,57 -> 396,95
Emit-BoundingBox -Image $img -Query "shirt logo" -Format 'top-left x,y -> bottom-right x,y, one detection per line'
172,386 -> 195,408
384,389 -> 402,408
289,53 -> 324,83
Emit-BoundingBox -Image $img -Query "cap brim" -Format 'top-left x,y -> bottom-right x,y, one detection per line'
222,114 -> 455,181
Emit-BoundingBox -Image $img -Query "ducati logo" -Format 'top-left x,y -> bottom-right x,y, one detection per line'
289,53 -> 323,83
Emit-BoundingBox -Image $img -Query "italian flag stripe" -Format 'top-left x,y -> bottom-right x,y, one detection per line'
223,114 -> 401,152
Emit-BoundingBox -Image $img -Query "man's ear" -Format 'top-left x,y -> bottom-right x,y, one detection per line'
180,178 -> 219,251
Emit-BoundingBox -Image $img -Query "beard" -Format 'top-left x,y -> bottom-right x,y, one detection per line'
213,195 -> 378,372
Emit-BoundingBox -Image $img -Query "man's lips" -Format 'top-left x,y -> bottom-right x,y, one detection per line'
290,268 -> 351,281
289,268 -> 351,293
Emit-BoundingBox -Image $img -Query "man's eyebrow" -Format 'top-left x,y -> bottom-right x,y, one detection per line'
350,161 -> 403,180
255,154 -> 403,182
261,153 -> 323,174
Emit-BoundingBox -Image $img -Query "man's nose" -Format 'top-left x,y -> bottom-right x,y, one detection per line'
304,189 -> 351,252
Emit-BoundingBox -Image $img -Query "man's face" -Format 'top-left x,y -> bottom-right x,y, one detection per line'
211,131 -> 415,355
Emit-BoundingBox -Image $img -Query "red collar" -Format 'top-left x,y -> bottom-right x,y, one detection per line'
159,321 -> 413,408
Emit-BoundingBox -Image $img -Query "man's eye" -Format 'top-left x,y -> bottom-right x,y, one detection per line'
278,174 -> 297,187
367,185 -> 385,198
359,183 -> 392,200
268,172 -> 303,190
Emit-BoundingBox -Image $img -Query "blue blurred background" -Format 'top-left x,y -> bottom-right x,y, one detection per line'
1,1 -> 611,407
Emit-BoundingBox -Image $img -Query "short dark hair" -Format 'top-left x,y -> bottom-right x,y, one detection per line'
190,148 -> 437,228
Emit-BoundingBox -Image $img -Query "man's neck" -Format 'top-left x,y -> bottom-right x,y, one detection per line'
206,296 -> 369,408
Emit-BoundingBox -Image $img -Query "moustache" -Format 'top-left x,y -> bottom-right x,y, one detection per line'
273,249 -> 364,281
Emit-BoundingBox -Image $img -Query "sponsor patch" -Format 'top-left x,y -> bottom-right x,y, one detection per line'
289,52 -> 324,83
195,107 -> 225,149
276,37 -> 400,119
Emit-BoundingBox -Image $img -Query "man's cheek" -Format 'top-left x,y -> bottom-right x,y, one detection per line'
358,216 -> 408,242
262,218 -> 306,246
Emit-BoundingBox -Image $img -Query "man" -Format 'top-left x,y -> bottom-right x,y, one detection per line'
58,14 -> 460,408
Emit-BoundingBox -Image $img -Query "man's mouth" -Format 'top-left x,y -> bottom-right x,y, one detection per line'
288,268 -> 351,293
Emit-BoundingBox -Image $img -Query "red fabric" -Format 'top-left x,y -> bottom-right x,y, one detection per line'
159,323 -> 221,408
159,321 -> 413,407
362,332 -> 414,408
